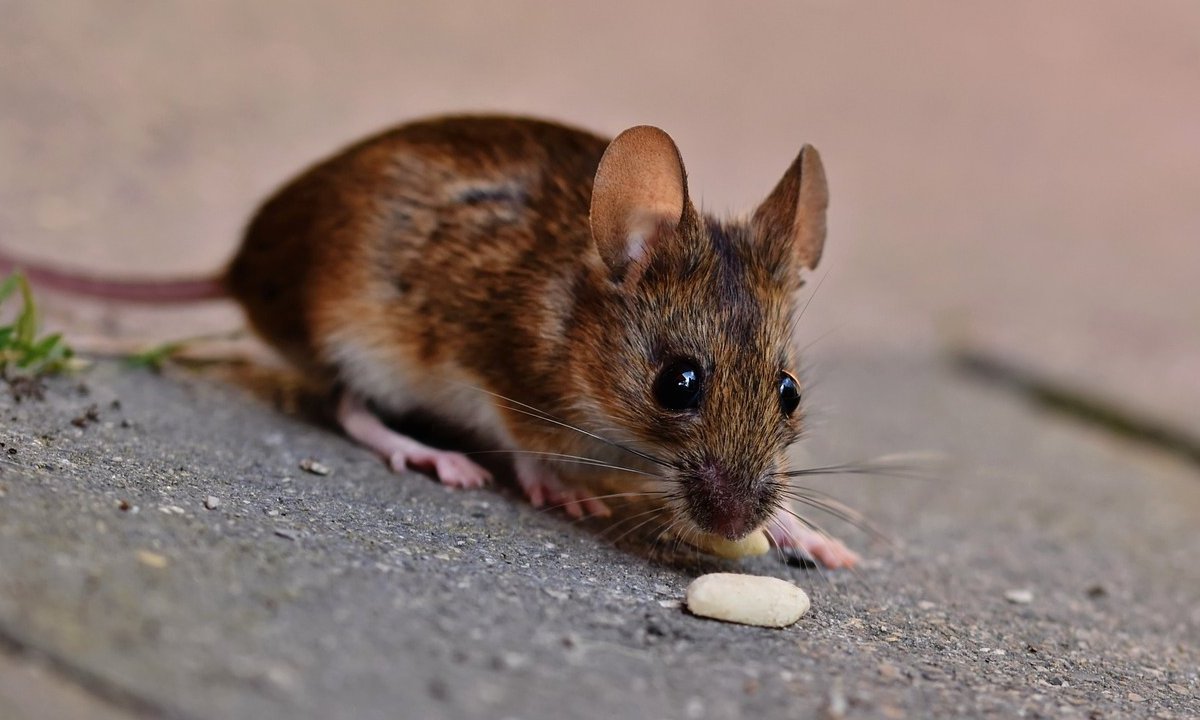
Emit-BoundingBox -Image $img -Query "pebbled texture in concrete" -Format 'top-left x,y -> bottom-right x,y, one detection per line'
1,354 -> 1196,719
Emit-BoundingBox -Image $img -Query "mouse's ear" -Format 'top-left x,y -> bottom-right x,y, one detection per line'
590,126 -> 691,279
752,144 -> 828,273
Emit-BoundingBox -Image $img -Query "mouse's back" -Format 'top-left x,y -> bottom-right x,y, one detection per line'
223,115 -> 610,376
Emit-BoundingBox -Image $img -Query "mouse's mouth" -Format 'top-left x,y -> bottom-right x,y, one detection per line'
691,505 -> 755,540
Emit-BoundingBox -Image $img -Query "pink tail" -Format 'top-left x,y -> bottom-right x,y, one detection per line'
0,249 -> 226,304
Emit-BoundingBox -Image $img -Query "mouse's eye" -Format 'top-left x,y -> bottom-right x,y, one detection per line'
654,361 -> 703,411
778,372 -> 801,416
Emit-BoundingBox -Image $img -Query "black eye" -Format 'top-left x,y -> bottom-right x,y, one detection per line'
778,372 -> 801,416
654,361 -> 703,411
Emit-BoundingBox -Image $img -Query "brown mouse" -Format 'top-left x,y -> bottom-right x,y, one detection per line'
2,115 -> 857,568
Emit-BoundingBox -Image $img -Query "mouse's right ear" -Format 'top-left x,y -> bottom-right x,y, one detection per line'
590,125 -> 691,281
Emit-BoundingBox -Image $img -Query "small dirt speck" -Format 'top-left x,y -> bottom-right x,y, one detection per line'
71,404 -> 101,428
1004,588 -> 1034,604
428,677 -> 450,701
7,376 -> 45,402
299,458 -> 330,476
118,499 -> 131,511
490,651 -> 528,671
136,550 -> 168,568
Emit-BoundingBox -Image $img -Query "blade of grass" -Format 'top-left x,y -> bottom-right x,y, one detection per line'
0,270 -> 75,377
126,339 -> 186,370
0,273 -> 20,305
14,274 -> 38,345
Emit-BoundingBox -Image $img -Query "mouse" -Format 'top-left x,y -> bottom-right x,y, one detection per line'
1,114 -> 858,568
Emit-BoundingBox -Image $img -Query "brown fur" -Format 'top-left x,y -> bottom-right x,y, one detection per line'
225,114 -> 827,540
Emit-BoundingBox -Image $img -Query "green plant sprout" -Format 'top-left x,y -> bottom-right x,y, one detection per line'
0,270 -> 77,377
126,329 -> 248,371
126,338 -> 188,370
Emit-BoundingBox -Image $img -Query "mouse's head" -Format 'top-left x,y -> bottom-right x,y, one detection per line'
576,125 -> 828,540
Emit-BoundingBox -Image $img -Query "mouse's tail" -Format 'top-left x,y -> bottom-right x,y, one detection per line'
0,246 -> 227,304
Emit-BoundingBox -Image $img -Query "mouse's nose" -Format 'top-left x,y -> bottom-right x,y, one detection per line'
689,461 -> 754,540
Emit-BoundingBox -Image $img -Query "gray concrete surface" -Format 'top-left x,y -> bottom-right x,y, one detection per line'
1,355 -> 1197,719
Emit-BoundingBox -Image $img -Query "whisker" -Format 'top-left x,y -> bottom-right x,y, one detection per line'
774,482 -> 869,516
661,517 -> 686,558
772,486 -> 891,542
681,524 -> 710,562
764,514 -> 814,576
464,449 -> 662,478
649,516 -> 681,559
772,460 -> 933,480
660,514 -> 699,560
486,396 -> 674,470
772,508 -> 837,587
608,510 -> 670,548
791,267 -> 830,335
781,506 -> 871,587
580,489 -> 669,503
539,489 -> 674,522
593,505 -> 666,539
796,325 -> 841,356
777,490 -> 876,530
444,380 -> 675,469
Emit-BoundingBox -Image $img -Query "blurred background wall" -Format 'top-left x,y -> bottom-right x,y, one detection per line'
2,1 -> 1198,431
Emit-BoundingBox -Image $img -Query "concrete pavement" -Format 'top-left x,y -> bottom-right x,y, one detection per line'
1,353 -> 1196,719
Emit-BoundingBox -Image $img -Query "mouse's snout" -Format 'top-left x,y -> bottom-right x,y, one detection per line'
684,460 -> 766,540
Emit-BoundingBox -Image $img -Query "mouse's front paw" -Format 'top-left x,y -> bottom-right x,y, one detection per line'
765,510 -> 859,569
514,456 -> 611,519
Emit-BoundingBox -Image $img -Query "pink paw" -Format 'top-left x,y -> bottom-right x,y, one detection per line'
391,448 -> 492,489
765,510 -> 860,569
335,391 -> 491,489
514,456 -> 611,519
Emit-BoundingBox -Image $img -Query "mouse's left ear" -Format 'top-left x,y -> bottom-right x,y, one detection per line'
752,144 -> 828,273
